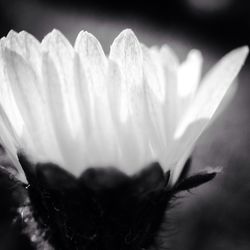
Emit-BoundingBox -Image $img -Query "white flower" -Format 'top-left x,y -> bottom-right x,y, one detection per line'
0,29 -> 248,184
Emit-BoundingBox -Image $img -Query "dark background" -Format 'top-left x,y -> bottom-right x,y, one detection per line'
0,0 -> 250,249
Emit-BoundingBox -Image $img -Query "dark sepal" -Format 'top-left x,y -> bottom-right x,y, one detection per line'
173,170 -> 218,192
17,153 -> 57,249
17,155 -> 175,250
0,165 -> 35,250
16,153 -> 220,250
131,162 -> 167,195
169,156 -> 221,193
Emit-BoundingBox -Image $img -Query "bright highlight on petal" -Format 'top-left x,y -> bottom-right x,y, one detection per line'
177,49 -> 202,98
0,29 -> 248,184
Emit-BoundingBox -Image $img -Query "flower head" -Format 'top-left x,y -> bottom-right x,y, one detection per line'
0,29 -> 248,184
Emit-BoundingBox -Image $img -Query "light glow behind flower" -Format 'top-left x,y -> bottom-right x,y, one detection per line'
0,29 -> 248,184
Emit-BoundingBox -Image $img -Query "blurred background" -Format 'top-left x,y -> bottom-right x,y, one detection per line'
0,0 -> 250,249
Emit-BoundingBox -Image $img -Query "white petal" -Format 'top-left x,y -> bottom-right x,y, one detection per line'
171,46 -> 249,184
17,31 -> 42,76
75,31 -> 118,168
3,48 -> 41,156
74,31 -> 107,131
42,29 -> 81,138
109,29 -> 152,173
73,52 -> 115,171
177,50 -> 202,98
106,60 -> 123,126
75,30 -> 107,89
159,45 -> 180,143
71,54 -> 92,168
4,31 -> 42,74
0,41 -> 24,136
41,52 -> 78,170
109,29 -> 143,93
175,46 -> 249,138
0,104 -> 19,147
5,30 -> 21,53
0,103 -> 19,154
3,48 -> 61,164
141,45 -> 167,165
175,49 -> 203,134
106,59 -> 154,172
0,104 -> 26,180
160,45 -> 179,68
0,115 -> 21,172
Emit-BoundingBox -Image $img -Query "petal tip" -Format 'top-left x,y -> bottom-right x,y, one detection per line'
189,49 -> 203,60
230,45 -> 249,66
120,28 -> 135,35
42,29 -> 64,43
51,28 -> 62,35
110,28 -> 142,59
75,30 -> 98,47
240,45 -> 249,60
241,45 -> 249,54
116,28 -> 138,41
7,29 -> 18,38
75,30 -> 105,58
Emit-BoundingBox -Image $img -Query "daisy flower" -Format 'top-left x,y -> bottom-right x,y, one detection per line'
0,29 -> 248,249
0,28 -> 247,183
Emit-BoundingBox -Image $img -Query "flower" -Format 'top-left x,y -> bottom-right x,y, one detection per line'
0,29 -> 248,185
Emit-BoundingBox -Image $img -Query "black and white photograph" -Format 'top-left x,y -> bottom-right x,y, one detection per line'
0,0 -> 249,249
